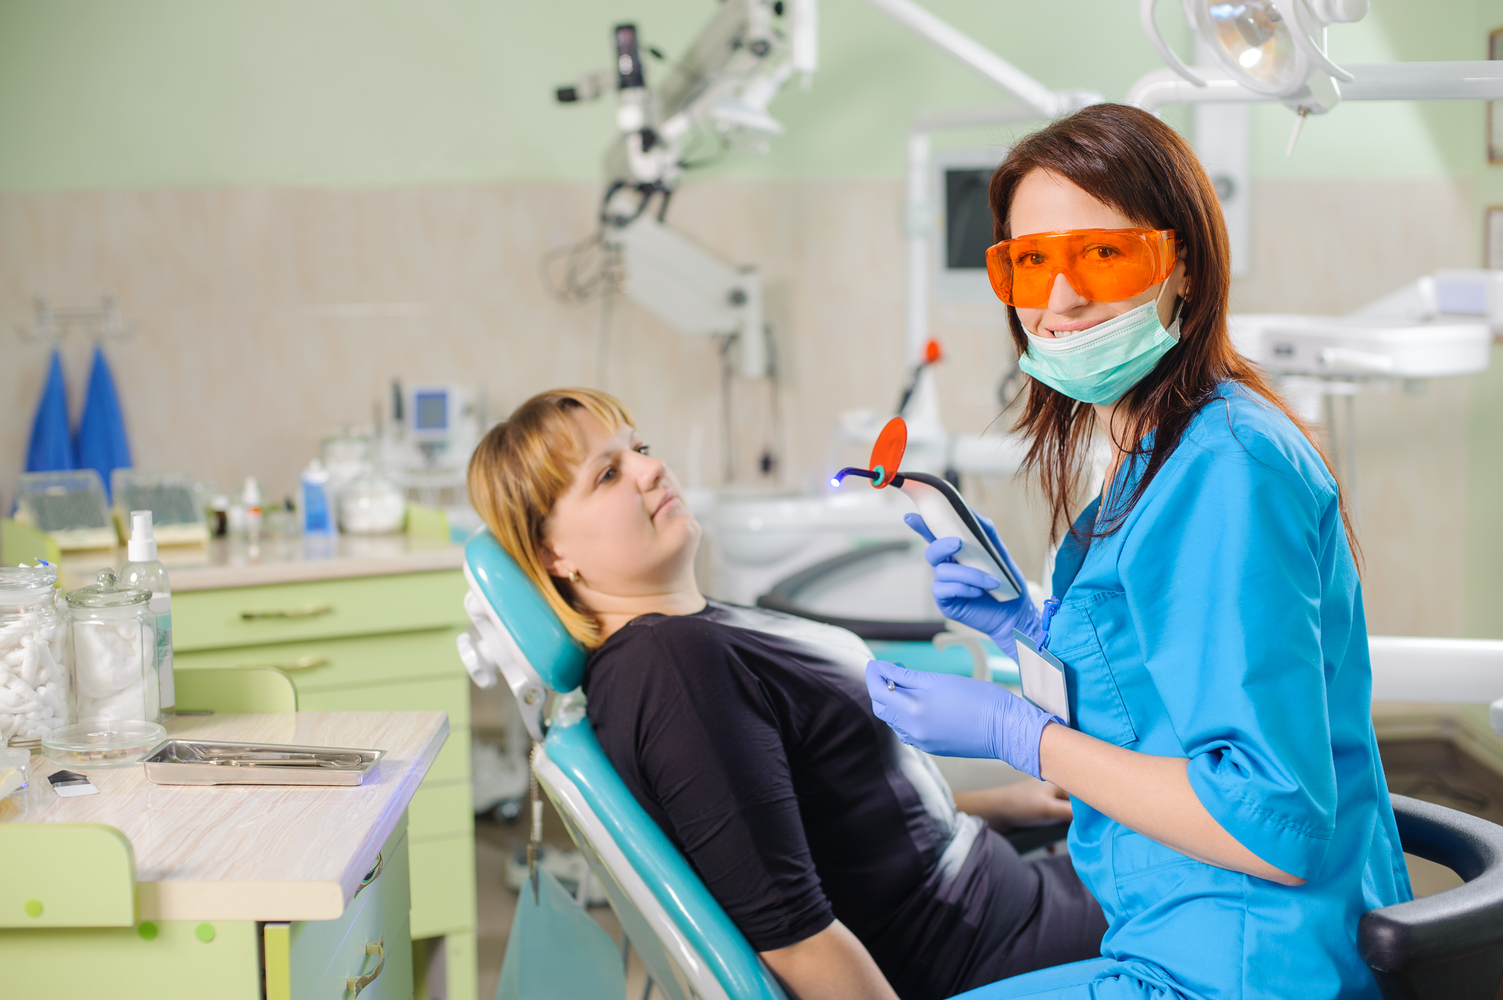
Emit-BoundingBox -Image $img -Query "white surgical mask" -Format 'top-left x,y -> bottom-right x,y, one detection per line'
1017,285 -> 1181,406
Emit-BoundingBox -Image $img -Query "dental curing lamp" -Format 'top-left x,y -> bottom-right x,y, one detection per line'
832,417 -> 1022,602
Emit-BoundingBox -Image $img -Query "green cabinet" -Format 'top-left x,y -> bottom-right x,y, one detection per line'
0,817 -> 413,1000
266,821 -> 414,1000
174,567 -> 477,1000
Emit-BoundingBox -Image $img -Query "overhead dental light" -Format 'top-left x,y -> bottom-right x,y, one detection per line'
1142,0 -> 1367,134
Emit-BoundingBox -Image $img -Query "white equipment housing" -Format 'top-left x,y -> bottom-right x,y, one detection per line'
607,219 -> 767,379
1230,316 -> 1492,380
1230,270 -> 1500,380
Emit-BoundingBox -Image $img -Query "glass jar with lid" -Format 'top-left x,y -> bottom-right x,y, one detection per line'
0,565 -> 69,747
66,569 -> 161,725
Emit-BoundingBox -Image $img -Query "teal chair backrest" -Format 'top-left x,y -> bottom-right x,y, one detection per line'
464,528 -> 587,692
460,529 -> 786,1000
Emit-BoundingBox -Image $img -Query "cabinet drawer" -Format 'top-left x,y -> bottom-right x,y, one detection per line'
270,821 -> 413,1000
174,571 -> 468,652
295,674 -> 469,725
175,628 -> 465,690
409,779 -> 473,840
409,833 -> 477,939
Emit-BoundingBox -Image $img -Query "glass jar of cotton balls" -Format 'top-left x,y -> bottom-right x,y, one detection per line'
0,565 -> 70,747
65,569 -> 161,726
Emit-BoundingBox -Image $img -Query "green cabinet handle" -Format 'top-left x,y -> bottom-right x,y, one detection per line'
352,853 -> 383,900
239,604 -> 334,621
234,656 -> 331,672
346,937 -> 385,996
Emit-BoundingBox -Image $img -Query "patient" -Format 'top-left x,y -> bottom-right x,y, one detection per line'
468,388 -> 1106,1000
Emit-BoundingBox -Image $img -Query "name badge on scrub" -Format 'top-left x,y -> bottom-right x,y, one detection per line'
1013,629 -> 1070,725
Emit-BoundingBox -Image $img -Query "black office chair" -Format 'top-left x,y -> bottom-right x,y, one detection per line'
1361,794 -> 1503,999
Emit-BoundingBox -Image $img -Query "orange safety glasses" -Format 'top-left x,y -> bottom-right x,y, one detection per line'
985,228 -> 1177,309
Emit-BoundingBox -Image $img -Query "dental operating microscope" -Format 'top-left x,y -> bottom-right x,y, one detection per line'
554,1 -> 816,380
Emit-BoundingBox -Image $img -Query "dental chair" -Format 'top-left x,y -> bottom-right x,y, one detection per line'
1361,794 -> 1503,999
458,530 -> 1503,1000
458,529 -> 787,1000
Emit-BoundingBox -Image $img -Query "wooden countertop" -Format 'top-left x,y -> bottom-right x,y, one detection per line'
5,711 -> 448,921
57,534 -> 464,592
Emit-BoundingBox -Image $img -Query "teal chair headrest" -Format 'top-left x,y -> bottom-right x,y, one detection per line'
464,528 -> 589,694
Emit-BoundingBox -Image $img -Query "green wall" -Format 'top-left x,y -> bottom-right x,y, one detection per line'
0,0 -> 1189,188
1,0 -> 1499,633
1,0 -> 1495,187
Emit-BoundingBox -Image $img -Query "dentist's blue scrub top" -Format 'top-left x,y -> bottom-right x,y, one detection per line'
968,383 -> 1411,1000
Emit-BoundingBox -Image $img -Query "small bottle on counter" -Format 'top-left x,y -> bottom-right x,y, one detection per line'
120,510 -> 174,719
242,476 -> 264,540
301,459 -> 335,536
209,493 -> 230,538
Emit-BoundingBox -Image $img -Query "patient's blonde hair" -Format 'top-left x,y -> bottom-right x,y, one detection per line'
467,388 -> 634,650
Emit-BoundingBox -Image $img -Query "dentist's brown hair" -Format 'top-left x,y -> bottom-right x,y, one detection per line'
990,103 -> 1358,563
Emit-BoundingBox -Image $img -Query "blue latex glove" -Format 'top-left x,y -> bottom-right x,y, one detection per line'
865,660 -> 1059,778
904,512 -> 1042,659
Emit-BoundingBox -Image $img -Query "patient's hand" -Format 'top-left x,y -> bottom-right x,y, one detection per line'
953,780 -> 1072,831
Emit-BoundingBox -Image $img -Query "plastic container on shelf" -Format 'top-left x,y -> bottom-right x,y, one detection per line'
339,475 -> 407,534
65,569 -> 161,726
41,720 -> 167,769
0,565 -> 71,748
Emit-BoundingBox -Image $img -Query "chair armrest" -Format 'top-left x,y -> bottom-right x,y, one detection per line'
1359,795 -> 1503,973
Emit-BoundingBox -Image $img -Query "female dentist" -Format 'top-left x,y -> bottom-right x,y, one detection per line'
866,104 -> 1412,1000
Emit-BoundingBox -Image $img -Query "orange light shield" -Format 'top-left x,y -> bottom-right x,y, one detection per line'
985,228 -> 1176,309
868,418 -> 907,488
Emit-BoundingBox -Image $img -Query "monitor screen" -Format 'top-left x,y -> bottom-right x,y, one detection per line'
414,391 -> 448,431
945,167 -> 995,271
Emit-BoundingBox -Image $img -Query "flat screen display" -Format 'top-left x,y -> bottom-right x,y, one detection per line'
414,392 -> 448,431
945,168 -> 994,271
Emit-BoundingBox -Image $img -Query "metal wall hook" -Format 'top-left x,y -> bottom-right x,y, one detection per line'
15,294 -> 135,347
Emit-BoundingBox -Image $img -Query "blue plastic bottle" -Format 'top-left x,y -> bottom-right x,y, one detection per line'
301,459 -> 334,536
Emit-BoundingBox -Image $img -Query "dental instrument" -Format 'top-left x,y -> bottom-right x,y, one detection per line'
833,417 -> 1021,601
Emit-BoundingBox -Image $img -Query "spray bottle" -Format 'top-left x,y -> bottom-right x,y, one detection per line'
120,510 -> 174,719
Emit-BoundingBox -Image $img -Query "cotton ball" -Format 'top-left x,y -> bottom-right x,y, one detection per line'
17,644 -> 38,688
35,643 -> 63,686
74,625 -> 142,699
79,680 -> 144,722
0,680 -> 38,714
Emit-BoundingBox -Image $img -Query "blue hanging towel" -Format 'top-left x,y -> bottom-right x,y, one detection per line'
24,349 -> 77,473
76,344 -> 132,499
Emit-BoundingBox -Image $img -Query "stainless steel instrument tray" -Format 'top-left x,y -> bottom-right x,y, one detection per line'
142,739 -> 385,786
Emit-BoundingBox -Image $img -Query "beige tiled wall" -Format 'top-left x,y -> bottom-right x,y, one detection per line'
0,175 -> 1476,635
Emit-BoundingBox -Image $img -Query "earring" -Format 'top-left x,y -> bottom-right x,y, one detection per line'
568,570 -> 580,583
